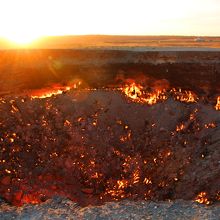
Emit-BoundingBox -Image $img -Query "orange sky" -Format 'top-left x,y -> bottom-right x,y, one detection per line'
0,0 -> 219,44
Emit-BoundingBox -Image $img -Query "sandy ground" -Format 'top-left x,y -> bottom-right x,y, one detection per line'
92,47 -> 220,51
39,47 -> 220,52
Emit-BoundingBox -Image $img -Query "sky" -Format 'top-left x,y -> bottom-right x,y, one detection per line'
0,0 -> 219,43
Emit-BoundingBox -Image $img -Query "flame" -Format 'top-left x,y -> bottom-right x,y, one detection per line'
28,81 -> 215,110
117,180 -> 129,189
171,88 -> 198,103
123,83 -> 143,100
30,81 -> 81,99
176,123 -> 185,132
121,83 -> 198,105
31,86 -> 69,99
195,192 -> 210,205
120,130 -> 131,142
104,179 -> 130,200
21,194 -> 40,205
215,97 -> 220,110
143,178 -> 152,185
122,83 -> 167,105
64,120 -> 71,127
204,123 -> 216,129
133,169 -> 140,184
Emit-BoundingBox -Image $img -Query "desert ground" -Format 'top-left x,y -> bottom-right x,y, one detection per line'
1,35 -> 220,50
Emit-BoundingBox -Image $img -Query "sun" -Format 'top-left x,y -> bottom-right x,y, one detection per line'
5,33 -> 40,46
0,0 -> 218,44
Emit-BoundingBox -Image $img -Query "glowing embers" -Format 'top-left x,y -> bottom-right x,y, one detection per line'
122,83 -> 167,105
215,96 -> 220,110
121,83 -> 198,105
104,153 -> 142,200
195,192 -> 211,205
105,179 -> 130,200
0,85 -> 219,207
204,123 -> 216,129
176,123 -> 185,132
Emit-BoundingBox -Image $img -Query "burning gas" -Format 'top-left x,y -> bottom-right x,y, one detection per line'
171,88 -> 198,103
122,83 -> 167,105
216,96 -> 220,110
121,83 -> 198,105
29,82 -> 218,112
123,83 -> 143,100
30,81 -> 82,99
31,87 -> 69,99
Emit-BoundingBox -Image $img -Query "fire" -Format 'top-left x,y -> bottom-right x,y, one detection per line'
176,123 -> 185,132
122,83 -> 167,105
195,192 -> 210,205
21,194 -> 41,205
133,169 -> 140,184
64,120 -> 71,127
105,179 -> 130,200
204,123 -> 216,129
171,88 -> 198,103
143,178 -> 152,185
31,86 -> 70,99
121,83 -> 198,105
28,81 -> 216,112
123,83 -> 143,100
120,130 -> 131,142
142,90 -> 166,105
117,180 -> 129,189
30,81 -> 81,99
215,97 -> 220,110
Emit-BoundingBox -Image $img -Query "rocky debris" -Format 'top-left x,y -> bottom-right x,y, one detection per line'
0,197 -> 220,220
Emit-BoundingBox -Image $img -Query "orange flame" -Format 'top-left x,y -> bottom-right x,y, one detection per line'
30,81 -> 81,99
121,83 -> 199,105
176,123 -> 185,132
123,83 -> 143,100
171,88 -> 198,103
215,97 -> 220,110
122,83 -> 167,105
204,123 -> 216,129
31,86 -> 70,99
195,192 -> 210,205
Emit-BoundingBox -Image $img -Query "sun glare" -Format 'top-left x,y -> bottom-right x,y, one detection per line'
0,0 -> 219,42
5,34 -> 39,45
